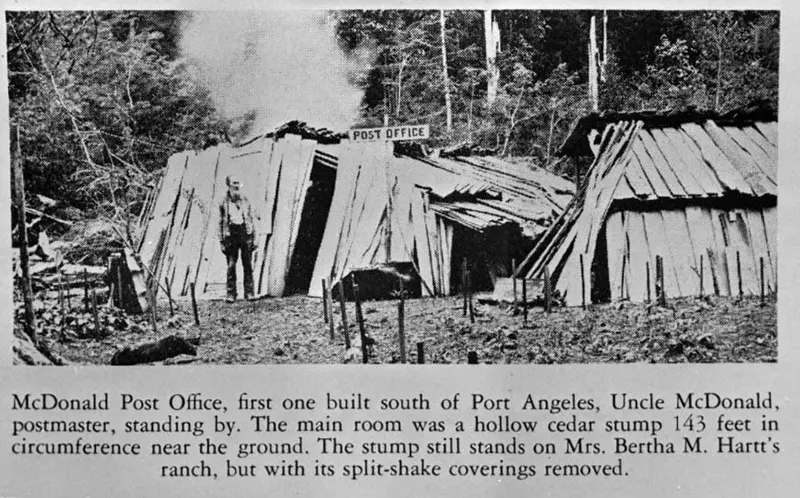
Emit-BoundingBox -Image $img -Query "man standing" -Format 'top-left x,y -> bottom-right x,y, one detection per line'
218,174 -> 256,302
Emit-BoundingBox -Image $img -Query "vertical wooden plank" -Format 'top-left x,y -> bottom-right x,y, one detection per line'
512,258 -> 517,310
338,282 -> 351,349
92,287 -> 100,334
580,253 -> 586,309
685,207 -> 719,296
605,211 -> 626,301
736,251 -> 743,299
522,276 -> 528,324
544,267 -> 552,312
727,210 -> 759,295
149,283 -> 158,333
352,275 -> 368,364
642,211 -> 682,298
326,283 -> 336,342
321,279 -> 329,324
626,211 -> 651,302
190,282 -> 200,326
462,257 -> 468,316
699,255 -> 704,297
165,277 -> 174,317
84,268 -> 89,312
661,209 -> 698,297
761,207 -> 777,291
398,278 -> 406,363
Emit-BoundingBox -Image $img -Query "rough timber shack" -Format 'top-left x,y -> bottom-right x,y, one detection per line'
136,124 -> 574,304
518,107 -> 777,306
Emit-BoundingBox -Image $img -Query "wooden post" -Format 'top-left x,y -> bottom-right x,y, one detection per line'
645,261 -> 651,303
699,255 -> 704,298
84,268 -> 90,312
511,258 -> 517,310
190,282 -> 200,326
56,264 -> 63,309
417,341 -> 425,364
467,269 -> 475,324
620,254 -> 627,301
736,251 -> 743,299
398,278 -> 406,363
149,282 -> 158,333
352,275 -> 368,364
522,276 -> 528,326
657,256 -> 667,307
338,282 -> 351,349
544,267 -> 552,313
462,258 -> 468,316
760,256 -> 765,305
655,256 -> 661,305
57,265 -> 66,329
321,279 -> 329,324
13,126 -> 37,345
165,277 -> 174,317
580,254 -> 586,309
467,351 -> 478,364
116,257 -> 123,309
91,287 -> 100,333
326,283 -> 336,341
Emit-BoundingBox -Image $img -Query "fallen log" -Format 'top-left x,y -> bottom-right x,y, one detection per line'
110,335 -> 197,366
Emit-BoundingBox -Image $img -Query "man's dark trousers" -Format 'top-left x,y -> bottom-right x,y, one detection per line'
224,223 -> 254,300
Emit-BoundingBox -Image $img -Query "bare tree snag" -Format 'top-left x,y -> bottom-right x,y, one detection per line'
440,10 -> 453,136
13,126 -> 38,346
485,10 -> 500,105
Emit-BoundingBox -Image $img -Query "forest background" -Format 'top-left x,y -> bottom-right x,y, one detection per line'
6,10 -> 779,261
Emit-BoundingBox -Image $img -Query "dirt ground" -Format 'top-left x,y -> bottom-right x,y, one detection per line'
45,293 -> 777,365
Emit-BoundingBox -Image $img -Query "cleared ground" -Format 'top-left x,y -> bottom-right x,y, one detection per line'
45,293 -> 777,365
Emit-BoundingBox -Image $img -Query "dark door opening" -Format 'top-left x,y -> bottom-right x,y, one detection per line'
449,224 -> 526,295
285,160 -> 337,294
591,223 -> 611,303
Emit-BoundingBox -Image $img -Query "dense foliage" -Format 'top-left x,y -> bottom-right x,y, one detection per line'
334,10 -> 779,166
7,10 -> 779,226
7,11 -> 226,229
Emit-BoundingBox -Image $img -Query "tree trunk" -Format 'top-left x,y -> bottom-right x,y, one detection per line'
545,105 -> 557,167
485,10 -> 500,106
440,10 -> 452,136
13,126 -> 38,346
396,57 -> 406,119
467,79 -> 476,142
588,16 -> 599,112
715,33 -> 723,111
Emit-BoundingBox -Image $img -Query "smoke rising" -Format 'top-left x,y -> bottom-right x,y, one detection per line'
180,11 -> 368,138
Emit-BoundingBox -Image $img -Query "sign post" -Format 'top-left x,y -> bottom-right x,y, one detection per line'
349,125 -> 430,142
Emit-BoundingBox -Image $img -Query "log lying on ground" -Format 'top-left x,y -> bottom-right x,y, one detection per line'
110,335 -> 197,366
13,333 -> 54,365
13,330 -> 69,366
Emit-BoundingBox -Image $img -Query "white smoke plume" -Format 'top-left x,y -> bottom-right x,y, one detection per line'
180,11 -> 368,138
